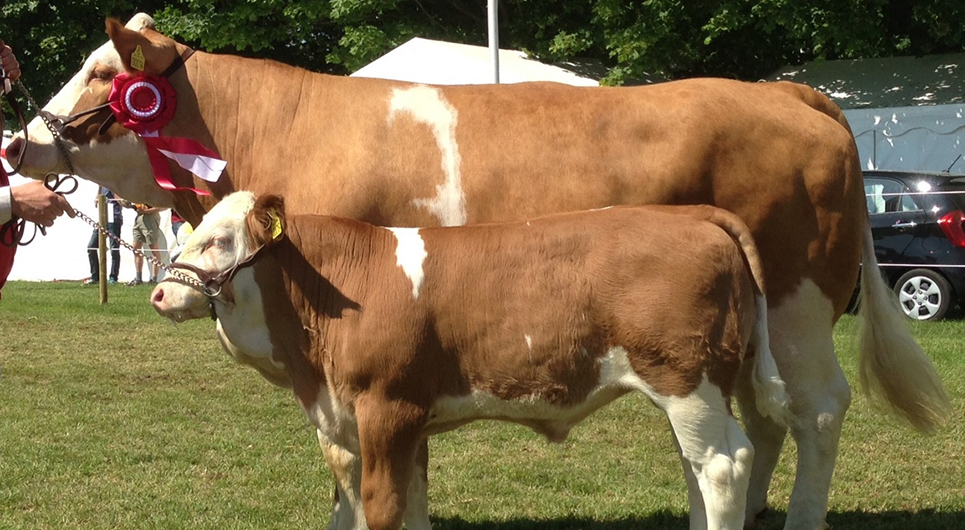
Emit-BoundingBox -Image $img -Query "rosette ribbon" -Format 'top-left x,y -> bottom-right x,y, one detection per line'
108,73 -> 225,196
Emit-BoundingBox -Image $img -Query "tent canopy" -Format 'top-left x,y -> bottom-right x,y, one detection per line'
351,37 -> 601,86
771,54 -> 965,173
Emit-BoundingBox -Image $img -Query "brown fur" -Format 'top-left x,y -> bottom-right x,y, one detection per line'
237,197 -> 763,529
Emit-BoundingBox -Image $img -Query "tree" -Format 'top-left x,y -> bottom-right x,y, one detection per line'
2,0 -> 964,121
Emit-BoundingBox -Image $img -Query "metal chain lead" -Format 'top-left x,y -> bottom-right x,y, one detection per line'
73,207 -> 207,291
13,78 -> 205,290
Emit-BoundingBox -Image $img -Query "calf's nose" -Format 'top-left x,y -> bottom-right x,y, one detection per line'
151,285 -> 166,311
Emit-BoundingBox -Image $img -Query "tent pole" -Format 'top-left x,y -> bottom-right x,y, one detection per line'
488,0 -> 499,84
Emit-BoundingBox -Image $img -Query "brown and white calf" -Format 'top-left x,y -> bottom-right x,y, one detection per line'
151,191 -> 788,530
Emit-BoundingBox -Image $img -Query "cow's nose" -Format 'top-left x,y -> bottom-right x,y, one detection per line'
3,137 -> 23,165
151,285 -> 166,309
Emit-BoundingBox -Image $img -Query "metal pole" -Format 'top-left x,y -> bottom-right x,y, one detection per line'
98,193 -> 108,304
488,0 -> 500,84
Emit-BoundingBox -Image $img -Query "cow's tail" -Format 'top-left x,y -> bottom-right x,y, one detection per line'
857,218 -> 950,433
700,207 -> 790,426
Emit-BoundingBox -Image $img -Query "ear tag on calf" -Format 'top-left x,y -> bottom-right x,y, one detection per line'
269,209 -> 284,240
131,45 -> 146,71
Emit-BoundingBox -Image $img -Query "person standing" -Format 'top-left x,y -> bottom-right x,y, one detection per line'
127,202 -> 163,286
1,42 -> 73,297
83,187 -> 122,285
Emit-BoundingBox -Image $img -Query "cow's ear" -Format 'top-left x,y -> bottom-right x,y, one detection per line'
246,195 -> 287,248
105,17 -> 166,75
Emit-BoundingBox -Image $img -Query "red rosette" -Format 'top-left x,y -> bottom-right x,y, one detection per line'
108,73 -> 177,134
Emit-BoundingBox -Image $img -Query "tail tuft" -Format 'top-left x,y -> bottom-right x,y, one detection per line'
858,222 -> 950,433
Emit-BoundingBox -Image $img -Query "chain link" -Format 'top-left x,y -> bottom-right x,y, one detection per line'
12,78 -> 206,291
73,207 -> 207,291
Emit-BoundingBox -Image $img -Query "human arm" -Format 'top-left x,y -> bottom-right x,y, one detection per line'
4,181 -> 75,227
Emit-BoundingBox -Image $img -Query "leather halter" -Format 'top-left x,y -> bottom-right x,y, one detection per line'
165,242 -> 272,320
40,47 -> 195,138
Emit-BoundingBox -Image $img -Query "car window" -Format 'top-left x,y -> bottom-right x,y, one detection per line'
865,178 -> 921,214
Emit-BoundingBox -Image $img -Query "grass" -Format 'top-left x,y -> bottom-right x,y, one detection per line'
1,281 -> 963,529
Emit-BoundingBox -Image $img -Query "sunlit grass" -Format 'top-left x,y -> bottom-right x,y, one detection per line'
1,282 -> 962,529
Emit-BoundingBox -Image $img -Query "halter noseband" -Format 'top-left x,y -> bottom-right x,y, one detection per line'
165,242 -> 272,320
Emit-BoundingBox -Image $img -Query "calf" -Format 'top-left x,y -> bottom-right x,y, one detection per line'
151,192 -> 788,530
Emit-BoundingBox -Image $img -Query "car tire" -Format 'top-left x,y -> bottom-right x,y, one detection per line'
894,269 -> 953,321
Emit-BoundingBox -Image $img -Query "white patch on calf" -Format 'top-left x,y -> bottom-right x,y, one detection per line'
387,227 -> 428,300
388,86 -> 467,226
427,346 -> 649,442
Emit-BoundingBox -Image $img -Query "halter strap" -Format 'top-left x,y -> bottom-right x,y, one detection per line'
43,46 -> 196,138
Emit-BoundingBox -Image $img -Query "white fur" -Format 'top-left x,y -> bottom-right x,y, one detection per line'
756,279 -> 850,530
387,227 -> 428,299
388,86 -> 467,226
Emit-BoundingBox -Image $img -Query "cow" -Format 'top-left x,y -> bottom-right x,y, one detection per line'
4,13 -> 949,530
151,191 -> 791,530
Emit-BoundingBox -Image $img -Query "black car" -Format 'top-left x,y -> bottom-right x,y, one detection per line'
864,170 -> 965,320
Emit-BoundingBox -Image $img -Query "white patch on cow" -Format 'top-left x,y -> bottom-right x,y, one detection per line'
762,279 -> 849,528
525,335 -> 533,351
387,227 -> 428,299
388,86 -> 467,226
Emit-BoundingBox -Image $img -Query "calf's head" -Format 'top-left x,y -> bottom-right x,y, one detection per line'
151,191 -> 286,322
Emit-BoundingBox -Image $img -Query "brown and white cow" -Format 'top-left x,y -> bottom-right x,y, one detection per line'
6,13 -> 949,530
152,192 -> 790,530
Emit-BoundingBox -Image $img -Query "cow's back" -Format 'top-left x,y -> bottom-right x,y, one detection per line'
188,70 -> 860,315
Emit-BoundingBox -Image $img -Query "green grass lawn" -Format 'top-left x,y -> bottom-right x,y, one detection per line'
1,281 -> 963,529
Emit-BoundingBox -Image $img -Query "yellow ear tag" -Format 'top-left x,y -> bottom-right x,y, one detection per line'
130,45 -> 146,71
269,209 -> 284,240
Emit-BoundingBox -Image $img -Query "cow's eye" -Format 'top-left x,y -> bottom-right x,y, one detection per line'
87,66 -> 116,84
212,236 -> 232,249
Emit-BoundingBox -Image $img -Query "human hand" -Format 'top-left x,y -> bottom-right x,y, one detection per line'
0,42 -> 21,83
10,181 -> 75,227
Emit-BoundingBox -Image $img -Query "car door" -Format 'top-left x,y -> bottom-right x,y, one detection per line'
865,176 -> 928,263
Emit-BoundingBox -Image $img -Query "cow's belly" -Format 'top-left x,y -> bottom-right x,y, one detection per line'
424,346 -> 648,442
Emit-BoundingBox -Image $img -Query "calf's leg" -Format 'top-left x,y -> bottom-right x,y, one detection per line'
356,398 -> 426,530
671,429 -> 708,530
662,379 -> 754,530
318,430 -> 367,530
403,441 -> 432,530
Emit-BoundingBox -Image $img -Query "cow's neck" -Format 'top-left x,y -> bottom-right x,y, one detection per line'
254,215 -> 388,399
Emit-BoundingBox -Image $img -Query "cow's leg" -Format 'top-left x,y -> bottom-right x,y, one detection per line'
402,440 -> 432,530
734,360 -> 788,528
671,429 -> 708,530
356,399 -> 425,530
767,281 -> 849,530
663,378 -> 754,530
318,430 -> 368,530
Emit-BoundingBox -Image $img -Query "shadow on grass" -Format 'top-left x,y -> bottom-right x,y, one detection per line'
431,508 -> 965,530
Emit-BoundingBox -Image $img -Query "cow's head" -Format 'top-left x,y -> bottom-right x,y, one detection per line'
5,13 -> 187,207
152,191 -> 289,384
152,191 -> 287,322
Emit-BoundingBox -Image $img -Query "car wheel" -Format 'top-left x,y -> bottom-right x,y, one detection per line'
894,269 -> 953,321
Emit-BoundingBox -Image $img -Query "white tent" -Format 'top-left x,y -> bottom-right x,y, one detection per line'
771,53 -> 965,173
3,132 -> 173,282
351,37 -> 600,86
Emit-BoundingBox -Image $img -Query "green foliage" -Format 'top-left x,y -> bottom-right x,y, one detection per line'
0,0 -> 964,120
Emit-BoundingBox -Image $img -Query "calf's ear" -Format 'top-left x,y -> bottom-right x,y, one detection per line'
246,195 -> 287,248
